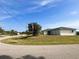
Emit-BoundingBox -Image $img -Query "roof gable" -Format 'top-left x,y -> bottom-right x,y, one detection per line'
54,27 -> 76,30
42,27 -> 76,32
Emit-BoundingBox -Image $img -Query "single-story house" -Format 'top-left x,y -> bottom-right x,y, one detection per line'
42,27 -> 76,36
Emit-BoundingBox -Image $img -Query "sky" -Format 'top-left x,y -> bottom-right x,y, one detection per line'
0,0 -> 79,32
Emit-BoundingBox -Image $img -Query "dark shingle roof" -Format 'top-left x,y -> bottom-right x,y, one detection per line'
42,27 -> 76,32
53,27 -> 76,30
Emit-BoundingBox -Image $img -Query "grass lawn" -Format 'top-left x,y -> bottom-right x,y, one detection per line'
1,35 -> 79,45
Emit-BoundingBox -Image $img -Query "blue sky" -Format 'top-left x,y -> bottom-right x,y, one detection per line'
0,0 -> 79,32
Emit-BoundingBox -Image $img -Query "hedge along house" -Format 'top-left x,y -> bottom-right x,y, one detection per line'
42,27 -> 76,36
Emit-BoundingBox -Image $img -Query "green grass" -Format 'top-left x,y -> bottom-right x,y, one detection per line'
1,35 -> 79,45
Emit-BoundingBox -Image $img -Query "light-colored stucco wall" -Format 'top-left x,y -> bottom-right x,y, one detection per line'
43,29 -> 76,36
43,31 -> 48,35
59,29 -> 76,36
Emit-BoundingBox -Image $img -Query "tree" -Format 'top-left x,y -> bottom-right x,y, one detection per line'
0,27 -> 5,35
28,23 -> 41,36
3,30 -> 17,35
76,31 -> 79,35
10,30 -> 17,35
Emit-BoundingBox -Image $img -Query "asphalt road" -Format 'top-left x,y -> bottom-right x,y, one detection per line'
0,35 -> 79,59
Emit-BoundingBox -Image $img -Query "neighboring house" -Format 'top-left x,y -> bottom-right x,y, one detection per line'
17,32 -> 20,35
42,27 -> 76,36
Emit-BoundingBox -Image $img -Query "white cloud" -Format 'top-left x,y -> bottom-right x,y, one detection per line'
0,0 -> 62,14
0,4 -> 20,19
39,0 -> 62,6
0,15 -> 12,20
25,0 -> 62,12
70,11 -> 79,15
39,0 -> 54,6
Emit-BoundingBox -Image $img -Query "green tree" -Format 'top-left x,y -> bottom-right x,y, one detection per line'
0,27 -> 5,35
76,31 -> 79,35
28,23 -> 41,36
10,30 -> 17,35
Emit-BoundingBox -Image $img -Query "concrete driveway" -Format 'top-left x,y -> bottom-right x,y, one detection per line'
0,35 -> 79,59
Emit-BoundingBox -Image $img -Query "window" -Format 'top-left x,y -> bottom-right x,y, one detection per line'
72,30 -> 74,32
